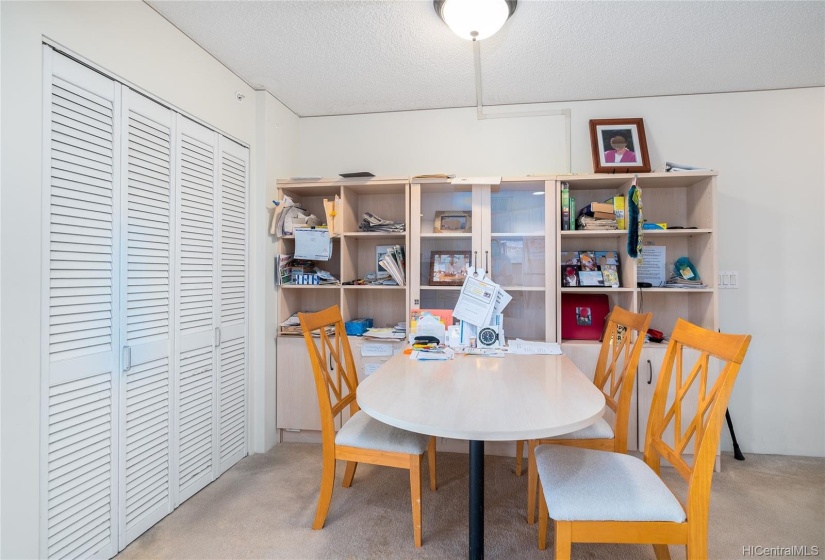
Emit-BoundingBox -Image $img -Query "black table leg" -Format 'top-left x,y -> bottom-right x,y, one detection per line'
469,440 -> 484,560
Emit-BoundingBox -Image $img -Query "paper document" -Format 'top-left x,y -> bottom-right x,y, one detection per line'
410,347 -> 455,361
637,245 -> 666,287
507,339 -> 563,355
363,328 -> 406,340
493,287 -> 512,315
364,363 -> 383,376
361,343 -> 394,357
453,275 -> 499,327
294,228 -> 332,261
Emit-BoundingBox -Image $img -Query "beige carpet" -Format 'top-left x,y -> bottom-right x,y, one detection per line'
117,444 -> 825,560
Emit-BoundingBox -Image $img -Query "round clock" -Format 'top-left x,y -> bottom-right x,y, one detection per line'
478,327 -> 498,347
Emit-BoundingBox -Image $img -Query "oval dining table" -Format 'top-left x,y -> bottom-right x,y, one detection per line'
356,351 -> 606,560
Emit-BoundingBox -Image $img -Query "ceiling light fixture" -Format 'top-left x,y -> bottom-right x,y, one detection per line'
434,0 -> 517,41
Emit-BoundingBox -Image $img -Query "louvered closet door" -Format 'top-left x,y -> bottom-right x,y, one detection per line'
117,89 -> 174,547
174,117 -> 219,504
41,49 -> 120,560
215,138 -> 249,475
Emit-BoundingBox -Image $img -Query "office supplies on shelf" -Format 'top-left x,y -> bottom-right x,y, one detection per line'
359,212 -> 405,233
339,171 -> 375,178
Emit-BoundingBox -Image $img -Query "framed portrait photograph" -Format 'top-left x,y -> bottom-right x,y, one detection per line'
589,118 -> 651,174
429,251 -> 470,286
434,211 -> 472,233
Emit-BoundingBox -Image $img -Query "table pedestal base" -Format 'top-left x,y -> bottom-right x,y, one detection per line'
469,440 -> 484,560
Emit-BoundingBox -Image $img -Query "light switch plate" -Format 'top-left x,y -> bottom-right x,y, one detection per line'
718,271 -> 739,289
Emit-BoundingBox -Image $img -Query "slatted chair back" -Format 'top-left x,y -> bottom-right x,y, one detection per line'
643,319 -> 751,521
592,306 -> 652,452
298,306 -> 360,436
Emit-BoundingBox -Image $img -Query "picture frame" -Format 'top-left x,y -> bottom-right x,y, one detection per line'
589,118 -> 651,174
429,251 -> 470,286
434,210 -> 472,233
578,270 -> 605,287
561,265 -> 579,287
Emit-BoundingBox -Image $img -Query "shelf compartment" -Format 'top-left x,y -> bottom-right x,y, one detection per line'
341,287 -> 407,328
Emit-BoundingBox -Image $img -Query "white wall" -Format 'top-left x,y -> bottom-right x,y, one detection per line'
0,2 -> 296,556
257,91 -> 299,452
296,88 -> 825,458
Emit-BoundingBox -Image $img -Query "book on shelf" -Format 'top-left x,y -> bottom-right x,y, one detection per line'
607,196 -> 626,230
576,214 -> 618,230
569,196 -> 576,231
561,183 -> 570,231
581,201 -> 614,215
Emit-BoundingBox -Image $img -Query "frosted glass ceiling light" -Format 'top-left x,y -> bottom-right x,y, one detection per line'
434,0 -> 517,41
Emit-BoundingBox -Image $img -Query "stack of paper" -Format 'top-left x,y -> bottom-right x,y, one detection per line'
359,212 -> 405,233
363,328 -> 406,340
507,339 -> 562,355
377,245 -> 406,286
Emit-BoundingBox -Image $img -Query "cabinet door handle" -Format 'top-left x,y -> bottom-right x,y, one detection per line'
484,250 -> 489,274
123,346 -> 132,372
647,359 -> 653,384
473,251 -> 478,275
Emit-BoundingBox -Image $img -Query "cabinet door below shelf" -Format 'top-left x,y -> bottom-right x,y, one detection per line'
276,336 -> 322,432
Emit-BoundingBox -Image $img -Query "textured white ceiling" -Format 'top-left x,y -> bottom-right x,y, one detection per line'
147,0 -> 825,118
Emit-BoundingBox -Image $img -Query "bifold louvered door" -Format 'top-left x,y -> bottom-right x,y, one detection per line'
42,48 -> 249,559
117,89 -> 174,547
174,118 -> 219,504
216,138 -> 248,475
42,49 -> 120,560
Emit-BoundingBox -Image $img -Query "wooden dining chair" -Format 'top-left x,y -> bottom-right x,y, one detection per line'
521,306 -> 652,524
535,319 -> 751,560
298,305 -> 437,547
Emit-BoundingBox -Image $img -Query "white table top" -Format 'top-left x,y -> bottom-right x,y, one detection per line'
356,352 -> 606,441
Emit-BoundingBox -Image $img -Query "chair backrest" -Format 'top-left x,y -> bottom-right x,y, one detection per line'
643,319 -> 751,520
298,306 -> 360,440
592,306 -> 652,452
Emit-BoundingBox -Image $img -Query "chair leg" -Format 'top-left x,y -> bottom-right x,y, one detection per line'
409,454 -> 423,547
526,440 -> 538,524
653,544 -> 672,560
537,480 -> 549,550
554,520 -> 572,560
342,461 -> 358,488
427,436 -> 437,491
312,450 -> 336,530
515,440 -> 524,476
686,523 -> 708,560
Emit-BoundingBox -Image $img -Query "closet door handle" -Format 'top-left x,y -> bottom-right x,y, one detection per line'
123,346 -> 132,372
484,250 -> 489,275
647,359 -> 653,384
215,327 -> 221,348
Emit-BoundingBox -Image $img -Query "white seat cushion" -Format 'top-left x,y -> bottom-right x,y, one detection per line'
535,445 -> 686,523
547,417 -> 614,440
335,410 -> 430,455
